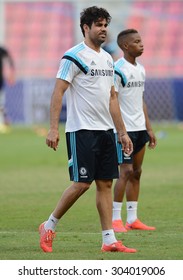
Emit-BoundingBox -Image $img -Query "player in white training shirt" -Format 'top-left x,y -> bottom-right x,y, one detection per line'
39,7 -> 136,254
112,29 -> 157,232
56,41 -> 115,132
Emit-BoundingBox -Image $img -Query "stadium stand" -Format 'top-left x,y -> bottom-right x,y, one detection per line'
2,1 -> 183,124
126,1 -> 183,77
5,2 -> 74,78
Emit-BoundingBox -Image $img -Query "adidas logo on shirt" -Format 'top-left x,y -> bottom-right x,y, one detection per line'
90,60 -> 96,65
129,74 -> 135,79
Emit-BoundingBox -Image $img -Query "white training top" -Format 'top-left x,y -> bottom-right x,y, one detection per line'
56,42 -> 114,132
114,57 -> 146,132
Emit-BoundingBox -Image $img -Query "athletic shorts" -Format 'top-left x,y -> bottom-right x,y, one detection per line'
66,129 -> 119,182
115,130 -> 150,164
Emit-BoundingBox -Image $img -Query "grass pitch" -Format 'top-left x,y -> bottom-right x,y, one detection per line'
0,123 -> 183,260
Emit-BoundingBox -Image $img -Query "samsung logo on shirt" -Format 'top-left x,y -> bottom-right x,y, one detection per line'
127,81 -> 145,88
90,69 -> 113,77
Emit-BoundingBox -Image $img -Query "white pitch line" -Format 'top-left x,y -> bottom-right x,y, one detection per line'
0,231 -> 101,235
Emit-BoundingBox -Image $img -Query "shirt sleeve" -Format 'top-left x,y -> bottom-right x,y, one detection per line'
56,56 -> 80,83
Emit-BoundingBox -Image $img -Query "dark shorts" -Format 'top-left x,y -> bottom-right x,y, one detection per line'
66,129 -> 119,182
115,130 -> 150,164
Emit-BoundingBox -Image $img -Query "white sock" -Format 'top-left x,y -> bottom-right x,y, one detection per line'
44,213 -> 59,231
112,201 -> 123,221
126,201 -> 138,224
102,229 -> 117,245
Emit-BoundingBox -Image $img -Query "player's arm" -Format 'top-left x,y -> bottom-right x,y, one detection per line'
2,49 -> 15,85
143,98 -> 157,149
109,86 -> 133,154
46,78 -> 70,151
7,52 -> 14,69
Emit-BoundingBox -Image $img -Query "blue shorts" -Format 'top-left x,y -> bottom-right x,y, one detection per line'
115,130 -> 150,164
66,129 -> 119,182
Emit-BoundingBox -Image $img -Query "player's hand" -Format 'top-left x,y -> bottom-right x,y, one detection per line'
119,133 -> 133,155
46,129 -> 60,151
147,130 -> 157,149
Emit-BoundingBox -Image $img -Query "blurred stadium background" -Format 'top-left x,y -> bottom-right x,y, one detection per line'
1,0 -> 183,125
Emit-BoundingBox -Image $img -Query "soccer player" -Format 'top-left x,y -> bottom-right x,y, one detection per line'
39,7 -> 136,253
0,46 -> 15,132
112,29 -> 157,233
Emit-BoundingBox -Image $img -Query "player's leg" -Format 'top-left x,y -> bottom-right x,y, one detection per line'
112,134 -> 133,232
0,107 -> 4,125
96,179 -> 136,253
39,130 -> 94,252
0,89 -> 7,132
52,182 -> 90,219
125,146 -> 155,230
126,145 -> 145,202
96,179 -> 113,231
95,130 -> 136,253
39,182 -> 91,253
112,163 -> 133,232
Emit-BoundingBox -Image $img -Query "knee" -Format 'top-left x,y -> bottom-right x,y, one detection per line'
82,183 -> 91,191
133,168 -> 142,180
96,180 -> 113,191
121,167 -> 133,180
105,180 -> 113,189
76,182 -> 91,194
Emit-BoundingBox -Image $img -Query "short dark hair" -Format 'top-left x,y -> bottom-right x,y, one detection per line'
117,29 -> 138,48
80,6 -> 111,37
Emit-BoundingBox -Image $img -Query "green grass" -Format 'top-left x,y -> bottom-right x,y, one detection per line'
0,123 -> 183,260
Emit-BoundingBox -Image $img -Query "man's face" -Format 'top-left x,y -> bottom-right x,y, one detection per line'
126,33 -> 144,57
86,18 -> 108,45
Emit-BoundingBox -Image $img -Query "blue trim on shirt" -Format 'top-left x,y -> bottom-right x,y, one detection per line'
114,66 -> 127,87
